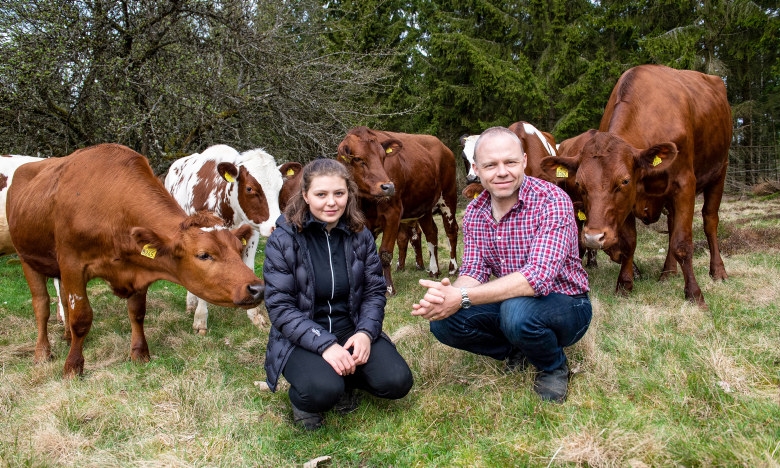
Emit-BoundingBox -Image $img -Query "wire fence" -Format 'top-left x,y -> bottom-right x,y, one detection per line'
726,145 -> 780,194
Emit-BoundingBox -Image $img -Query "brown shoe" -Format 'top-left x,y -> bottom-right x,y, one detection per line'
292,403 -> 323,430
533,363 -> 570,403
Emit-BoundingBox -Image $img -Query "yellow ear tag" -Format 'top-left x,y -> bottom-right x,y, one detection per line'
241,238 -> 247,246
473,193 -> 479,199
652,156 -> 662,167
556,166 -> 569,178
577,210 -> 587,221
224,172 -> 236,183
385,148 -> 393,154
141,244 -> 157,259
286,168 -> 295,176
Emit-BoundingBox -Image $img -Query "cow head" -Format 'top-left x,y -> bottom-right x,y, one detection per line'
217,149 -> 282,237
278,161 -> 303,210
459,134 -> 480,183
130,212 -> 264,308
543,132 -> 677,251
337,128 -> 400,200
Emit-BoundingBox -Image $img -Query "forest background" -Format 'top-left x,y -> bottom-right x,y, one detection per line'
1,0 -> 778,191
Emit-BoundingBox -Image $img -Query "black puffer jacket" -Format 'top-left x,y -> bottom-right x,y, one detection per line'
263,214 -> 388,392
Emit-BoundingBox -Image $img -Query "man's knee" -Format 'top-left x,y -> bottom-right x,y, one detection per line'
291,378 -> 344,412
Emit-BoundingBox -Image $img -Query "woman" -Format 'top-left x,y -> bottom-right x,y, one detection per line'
263,158 -> 414,430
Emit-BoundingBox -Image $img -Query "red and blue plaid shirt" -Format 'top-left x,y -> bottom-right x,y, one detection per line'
460,176 -> 589,297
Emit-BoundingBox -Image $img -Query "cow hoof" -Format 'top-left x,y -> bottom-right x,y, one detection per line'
197,329 -> 207,336
386,286 -> 396,296
34,349 -> 54,363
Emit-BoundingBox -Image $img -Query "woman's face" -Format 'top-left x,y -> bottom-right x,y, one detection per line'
303,174 -> 349,230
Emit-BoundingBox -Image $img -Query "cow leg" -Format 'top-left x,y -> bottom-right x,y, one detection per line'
186,291 -> 198,314
395,221 -> 424,272
417,213 -> 440,277
438,194 -> 460,276
668,190 -> 706,308
246,305 -> 268,328
59,271 -> 93,377
20,260 -> 54,363
659,205 -> 679,281
702,178 -> 728,281
615,216 -> 638,295
379,221 -> 401,296
191,295 -> 209,335
52,278 -> 70,341
408,222 -> 424,270
127,290 -> 151,363
395,222 -> 410,272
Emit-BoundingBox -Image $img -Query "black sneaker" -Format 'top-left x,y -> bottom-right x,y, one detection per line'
533,363 -> 570,403
292,403 -> 323,430
504,347 -> 529,373
333,390 -> 360,415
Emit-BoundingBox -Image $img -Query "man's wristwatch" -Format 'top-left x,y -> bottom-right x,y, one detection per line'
460,288 -> 472,309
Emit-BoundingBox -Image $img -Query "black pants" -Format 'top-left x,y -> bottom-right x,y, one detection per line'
282,336 -> 414,413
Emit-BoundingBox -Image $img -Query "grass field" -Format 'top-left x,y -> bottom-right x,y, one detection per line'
1,194 -> 779,467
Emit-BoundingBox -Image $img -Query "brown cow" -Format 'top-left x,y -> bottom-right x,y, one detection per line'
7,144 -> 264,377
337,127 -> 459,295
541,65 -> 731,307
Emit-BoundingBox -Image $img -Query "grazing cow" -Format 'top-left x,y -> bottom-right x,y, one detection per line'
540,64 -> 731,307
165,145 -> 283,334
7,144 -> 264,377
1,155 -> 66,323
337,126 -> 459,295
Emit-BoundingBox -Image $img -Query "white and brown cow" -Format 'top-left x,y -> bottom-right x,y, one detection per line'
7,144 -> 264,377
165,144 -> 283,334
1,154 -> 65,324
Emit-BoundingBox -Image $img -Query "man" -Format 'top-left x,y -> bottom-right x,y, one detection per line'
412,126 -> 591,403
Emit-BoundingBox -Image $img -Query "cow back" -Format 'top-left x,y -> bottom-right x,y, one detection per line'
600,65 -> 731,189
8,144 -> 184,279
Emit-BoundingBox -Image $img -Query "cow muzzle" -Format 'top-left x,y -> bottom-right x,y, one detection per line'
582,231 -> 606,250
235,281 -> 265,308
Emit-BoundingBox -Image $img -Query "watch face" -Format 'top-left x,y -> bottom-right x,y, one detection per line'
460,289 -> 471,309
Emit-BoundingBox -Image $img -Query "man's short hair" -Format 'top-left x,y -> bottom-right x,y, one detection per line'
473,126 -> 524,163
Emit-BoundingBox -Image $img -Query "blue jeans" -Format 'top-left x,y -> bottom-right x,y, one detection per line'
430,293 -> 592,371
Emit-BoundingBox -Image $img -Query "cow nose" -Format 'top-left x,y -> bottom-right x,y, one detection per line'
582,232 -> 605,249
247,282 -> 265,301
380,183 -> 395,196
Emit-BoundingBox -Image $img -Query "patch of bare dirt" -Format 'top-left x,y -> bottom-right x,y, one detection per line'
719,226 -> 780,255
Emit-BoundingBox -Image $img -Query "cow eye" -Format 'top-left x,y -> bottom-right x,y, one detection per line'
196,252 -> 213,261
246,186 -> 254,194
622,178 -> 630,186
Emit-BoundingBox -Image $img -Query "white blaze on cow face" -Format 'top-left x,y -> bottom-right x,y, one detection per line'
460,135 -> 479,182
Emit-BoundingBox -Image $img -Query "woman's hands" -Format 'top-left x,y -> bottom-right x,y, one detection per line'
322,332 -> 372,375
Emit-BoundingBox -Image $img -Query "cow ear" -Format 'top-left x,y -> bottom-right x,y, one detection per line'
130,227 -> 170,260
217,162 -> 239,183
337,145 -> 352,163
231,224 -> 254,248
381,139 -> 403,155
540,156 -> 579,183
279,162 -> 302,180
459,134 -> 470,146
638,143 -> 677,171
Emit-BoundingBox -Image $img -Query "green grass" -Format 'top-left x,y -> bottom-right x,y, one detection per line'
1,195 -> 779,467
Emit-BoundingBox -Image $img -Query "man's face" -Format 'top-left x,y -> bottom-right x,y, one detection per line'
473,133 -> 527,202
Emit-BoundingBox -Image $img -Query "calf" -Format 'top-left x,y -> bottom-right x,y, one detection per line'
7,143 -> 264,377
165,145 -> 283,333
